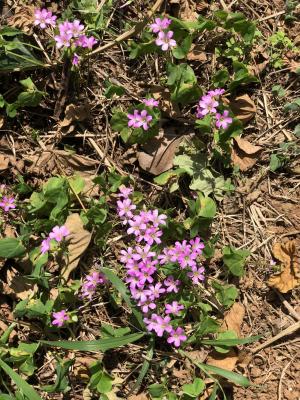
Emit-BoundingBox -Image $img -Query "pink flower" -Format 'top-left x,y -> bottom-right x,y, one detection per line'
167,327 -> 187,347
142,227 -> 163,245
165,301 -> 184,316
145,282 -> 165,300
117,198 -> 136,219
59,21 -> 72,34
120,247 -> 136,265
41,237 -> 50,254
178,247 -> 197,269
128,110 -> 142,129
187,265 -> 205,285
164,276 -> 180,293
199,95 -> 219,115
133,245 -> 156,262
83,36 -> 98,49
155,30 -> 177,51
158,247 -> 171,265
75,34 -> 87,47
138,299 -> 156,313
139,110 -> 152,131
150,17 -> 172,33
0,196 -> 16,212
52,310 -> 69,327
72,53 -> 80,66
49,225 -> 69,242
215,110 -> 232,130
86,271 -> 106,286
34,8 -> 56,29
142,98 -> 159,107
144,313 -> 159,332
67,20 -> 84,37
189,237 -> 205,255
127,216 -> 147,236
54,32 -> 73,48
208,88 -> 225,97
149,209 -> 167,227
155,315 -> 172,337
117,185 -> 133,198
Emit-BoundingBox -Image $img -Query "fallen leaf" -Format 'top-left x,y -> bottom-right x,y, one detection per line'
206,303 -> 245,372
231,137 -> 262,171
128,395 -> 149,400
73,355 -> 102,381
60,103 -> 90,128
0,115 -> 4,129
137,127 -> 184,175
0,155 -> 9,171
3,268 -> 37,300
150,86 -> 181,118
187,44 -> 207,62
229,94 -> 257,123
268,240 -> 300,293
61,213 -> 92,281
6,5 -> 35,34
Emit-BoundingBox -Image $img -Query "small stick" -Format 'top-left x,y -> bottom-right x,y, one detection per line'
251,321 -> 300,354
278,359 -> 293,400
274,289 -> 300,322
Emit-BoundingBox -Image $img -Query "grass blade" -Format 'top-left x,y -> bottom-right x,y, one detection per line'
101,267 -> 145,329
132,336 -> 155,392
200,335 -> 261,347
0,359 -> 43,400
41,332 -> 145,352
198,362 -> 251,387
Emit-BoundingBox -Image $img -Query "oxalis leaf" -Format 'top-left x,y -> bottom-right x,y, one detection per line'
0,359 -> 43,400
0,238 -> 26,258
40,333 -> 145,352
222,246 -> 250,276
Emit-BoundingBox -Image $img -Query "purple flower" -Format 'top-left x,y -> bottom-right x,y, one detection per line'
189,237 -> 205,255
59,21 -> 72,34
164,276 -> 180,293
208,88 -> 225,97
130,286 -> 147,302
158,247 -> 171,265
72,53 -> 80,66
81,272 -> 106,299
34,8 -> 56,29
120,247 -> 136,265
187,265 -> 205,285
215,110 -> 233,130
54,32 -> 73,48
149,17 -> 172,33
133,245 -> 156,262
75,34 -> 87,47
128,110 -> 142,129
117,198 -> 136,220
138,299 -> 156,313
142,98 -> 159,107
144,313 -> 159,332
52,310 -> 69,327
117,185 -> 133,198
83,36 -> 98,49
41,237 -> 50,254
155,30 -> 177,51
142,227 -> 163,245
167,327 -> 187,347
199,95 -> 219,115
67,20 -> 84,37
149,209 -> 167,227
145,282 -> 165,300
49,225 -> 69,242
0,196 -> 16,212
139,110 -> 152,130
165,301 -> 184,316
155,315 -> 172,337
127,216 -> 147,236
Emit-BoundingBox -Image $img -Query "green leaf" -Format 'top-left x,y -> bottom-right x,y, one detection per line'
153,168 -> 185,185
214,331 -> 238,353
0,359 -> 43,400
195,115 -> 212,134
0,238 -> 26,258
101,267 -> 145,329
269,153 -> 286,172
200,335 -> 261,346
212,69 -> 229,87
283,98 -> 300,112
133,336 -> 154,392
42,357 -> 73,393
172,35 -> 192,59
229,61 -> 258,91
198,195 -> 216,219
212,281 -> 238,308
104,80 -> 126,98
148,383 -> 166,398
222,246 -> 250,276
97,371 -> 113,394
41,333 -> 145,352
272,85 -> 286,98
294,124 -> 300,138
68,175 -> 85,194
197,362 -> 251,387
0,26 -> 23,36
182,378 -> 205,397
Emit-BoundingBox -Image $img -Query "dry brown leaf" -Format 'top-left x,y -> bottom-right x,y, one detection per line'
205,303 -> 245,372
150,86 -> 181,118
3,268 -> 37,300
61,213 -> 92,281
128,395 -> 149,400
187,44 -> 207,62
229,94 -> 257,123
268,240 -> 300,293
231,137 -> 262,171
0,155 -> 9,171
60,103 -> 91,128
6,5 -> 35,34
73,355 -> 102,381
0,115 -> 4,129
137,127 -> 184,175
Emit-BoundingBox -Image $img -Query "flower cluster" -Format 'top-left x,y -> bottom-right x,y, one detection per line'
150,17 -> 177,51
196,89 -> 233,130
127,97 -> 159,131
34,8 -> 97,65
117,186 -> 206,347
41,225 -> 69,254
80,271 -> 107,299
